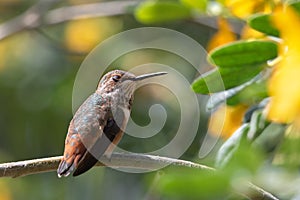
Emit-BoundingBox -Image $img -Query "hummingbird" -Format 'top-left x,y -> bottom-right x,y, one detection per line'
57,70 -> 167,177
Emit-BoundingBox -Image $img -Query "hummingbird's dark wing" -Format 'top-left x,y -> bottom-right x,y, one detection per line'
72,115 -> 123,176
73,106 -> 127,176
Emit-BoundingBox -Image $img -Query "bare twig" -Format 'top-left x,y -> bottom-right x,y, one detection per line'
44,1 -> 138,25
0,153 -> 278,200
246,183 -> 279,200
0,1 -> 138,41
0,0 -> 61,40
0,153 -> 213,178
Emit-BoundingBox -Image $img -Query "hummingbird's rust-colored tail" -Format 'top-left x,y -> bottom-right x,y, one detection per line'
57,146 -> 99,177
57,140 -> 85,177
57,124 -> 87,177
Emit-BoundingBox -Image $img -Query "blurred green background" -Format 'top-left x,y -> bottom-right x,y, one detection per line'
0,0 -> 212,199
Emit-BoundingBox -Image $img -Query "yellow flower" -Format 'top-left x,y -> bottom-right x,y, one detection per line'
209,105 -> 248,139
240,25 -> 265,39
65,18 -> 122,53
206,18 -> 236,52
268,6 -> 300,123
225,0 -> 274,18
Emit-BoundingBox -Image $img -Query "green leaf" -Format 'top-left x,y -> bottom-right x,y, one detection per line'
180,0 -> 207,11
134,1 -> 192,24
192,68 -> 224,94
192,64 -> 264,94
277,137 -> 300,169
216,123 -> 263,173
227,81 -> 268,106
252,123 -> 287,154
248,13 -> 280,37
208,40 -> 278,68
291,1 -> 300,15
247,109 -> 269,140
205,76 -> 263,110
215,124 -> 249,168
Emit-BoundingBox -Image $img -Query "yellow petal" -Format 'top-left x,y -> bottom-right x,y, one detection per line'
240,25 -> 265,39
268,6 -> 300,123
65,18 -> 122,53
65,18 -> 103,52
226,0 -> 256,18
209,104 -> 248,139
206,18 -> 236,52
225,0 -> 267,18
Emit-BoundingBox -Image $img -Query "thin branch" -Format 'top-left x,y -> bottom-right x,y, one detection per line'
247,183 -> 279,200
44,1 -> 139,25
0,153 -> 213,178
0,153 -> 278,200
0,0 -> 61,40
0,1 -> 138,41
0,155 -> 61,178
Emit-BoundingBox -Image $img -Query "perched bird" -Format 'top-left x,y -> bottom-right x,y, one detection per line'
57,70 -> 167,177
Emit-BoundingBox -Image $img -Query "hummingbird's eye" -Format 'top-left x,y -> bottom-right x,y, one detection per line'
112,75 -> 121,82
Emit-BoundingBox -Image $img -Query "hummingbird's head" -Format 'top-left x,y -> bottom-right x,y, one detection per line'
97,70 -> 167,98
97,70 -> 135,95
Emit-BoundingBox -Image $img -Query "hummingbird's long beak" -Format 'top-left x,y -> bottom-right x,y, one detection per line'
134,72 -> 167,81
